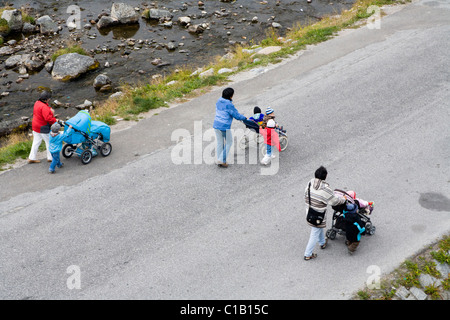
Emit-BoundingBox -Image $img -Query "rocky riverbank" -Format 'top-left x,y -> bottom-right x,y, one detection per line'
0,0 -> 355,138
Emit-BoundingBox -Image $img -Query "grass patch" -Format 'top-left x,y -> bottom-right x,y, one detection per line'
0,18 -> 10,34
353,234 -> 450,300
51,44 -> 88,61
0,133 -> 45,168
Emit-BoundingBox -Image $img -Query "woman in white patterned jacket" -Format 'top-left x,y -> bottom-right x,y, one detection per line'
303,166 -> 346,261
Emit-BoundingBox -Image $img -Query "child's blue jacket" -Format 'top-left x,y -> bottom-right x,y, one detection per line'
49,128 -> 72,154
213,97 -> 246,130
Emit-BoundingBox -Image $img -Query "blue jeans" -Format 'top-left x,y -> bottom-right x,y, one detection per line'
215,129 -> 233,163
304,226 -> 326,257
266,144 -> 272,156
49,152 -> 63,172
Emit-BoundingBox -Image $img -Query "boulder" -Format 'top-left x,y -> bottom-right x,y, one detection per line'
93,74 -> 112,89
36,15 -> 58,34
1,9 -> 23,32
111,3 -> 139,24
51,53 -> 100,81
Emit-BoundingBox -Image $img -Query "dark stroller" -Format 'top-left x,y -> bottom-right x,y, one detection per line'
326,189 -> 376,240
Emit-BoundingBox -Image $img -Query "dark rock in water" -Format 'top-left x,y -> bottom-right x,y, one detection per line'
96,16 -> 118,29
166,41 -> 178,51
52,53 -> 100,81
178,16 -> 191,26
22,22 -> 37,33
111,3 -> 139,24
188,24 -> 205,34
23,55 -> 45,72
45,61 -> 54,73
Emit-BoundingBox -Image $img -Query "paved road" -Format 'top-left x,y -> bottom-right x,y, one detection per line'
1,0 -> 449,300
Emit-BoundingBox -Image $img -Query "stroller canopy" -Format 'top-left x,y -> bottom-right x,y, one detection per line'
64,111 -> 92,145
66,110 -> 91,133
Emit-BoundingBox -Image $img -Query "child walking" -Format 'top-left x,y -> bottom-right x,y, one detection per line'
49,122 -> 72,174
260,119 -> 281,165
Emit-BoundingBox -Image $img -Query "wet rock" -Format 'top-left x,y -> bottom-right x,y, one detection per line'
1,9 -> 23,33
96,16 -> 118,29
23,55 -> 45,72
166,41 -> 177,51
0,46 -> 16,56
178,17 -> 191,26
161,21 -> 173,28
36,15 -> 58,34
272,22 -> 282,28
22,22 -> 37,33
93,74 -> 112,89
111,3 -> 139,24
188,24 -> 205,34
5,54 -> 26,69
45,61 -> 54,73
52,53 -> 100,81
151,58 -> 162,65
147,9 -> 173,20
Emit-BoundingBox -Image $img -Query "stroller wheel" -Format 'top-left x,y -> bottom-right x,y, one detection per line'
100,142 -> 112,157
238,136 -> 249,150
326,229 -> 336,240
62,144 -> 75,158
255,133 -> 264,144
259,143 -> 266,157
279,135 -> 288,151
81,149 -> 93,165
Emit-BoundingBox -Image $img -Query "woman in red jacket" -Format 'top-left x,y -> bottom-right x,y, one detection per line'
28,91 -> 57,163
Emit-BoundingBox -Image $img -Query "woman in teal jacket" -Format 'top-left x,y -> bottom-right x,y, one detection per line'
213,88 -> 246,167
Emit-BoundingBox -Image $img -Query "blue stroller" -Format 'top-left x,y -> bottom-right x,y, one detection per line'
61,110 -> 112,165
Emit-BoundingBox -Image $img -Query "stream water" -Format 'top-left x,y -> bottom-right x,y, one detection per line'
0,0 -> 355,136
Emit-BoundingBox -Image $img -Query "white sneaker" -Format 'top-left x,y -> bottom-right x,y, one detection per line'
260,155 -> 271,165
270,154 -> 276,159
